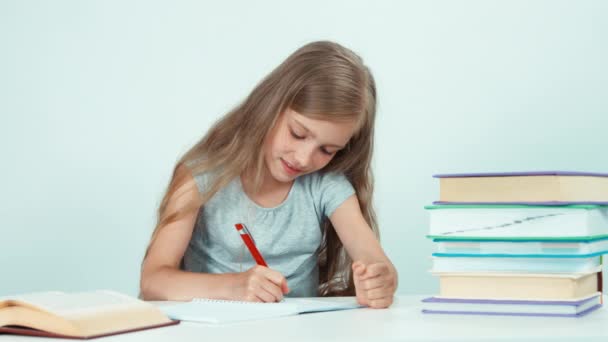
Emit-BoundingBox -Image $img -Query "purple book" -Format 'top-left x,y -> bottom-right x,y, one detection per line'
432,201 -> 608,205
421,295 -> 602,318
433,171 -> 608,178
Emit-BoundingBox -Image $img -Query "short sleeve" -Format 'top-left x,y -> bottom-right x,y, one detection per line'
316,172 -> 356,218
191,171 -> 210,195
183,162 -> 213,195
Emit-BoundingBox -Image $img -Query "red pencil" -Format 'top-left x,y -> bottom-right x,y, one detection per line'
234,223 -> 268,267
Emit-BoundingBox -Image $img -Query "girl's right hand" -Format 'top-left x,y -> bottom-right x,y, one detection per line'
234,265 -> 290,302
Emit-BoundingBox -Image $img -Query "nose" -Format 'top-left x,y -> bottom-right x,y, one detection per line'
293,143 -> 314,169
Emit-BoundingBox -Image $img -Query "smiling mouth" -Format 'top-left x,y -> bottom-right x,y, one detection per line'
281,159 -> 302,174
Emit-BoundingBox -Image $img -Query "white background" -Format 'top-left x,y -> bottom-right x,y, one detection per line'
1,0 -> 606,296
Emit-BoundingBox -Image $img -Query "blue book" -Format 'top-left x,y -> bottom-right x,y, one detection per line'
431,255 -> 601,273
432,238 -> 608,258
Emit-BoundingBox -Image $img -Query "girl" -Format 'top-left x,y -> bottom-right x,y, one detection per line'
140,41 -> 398,308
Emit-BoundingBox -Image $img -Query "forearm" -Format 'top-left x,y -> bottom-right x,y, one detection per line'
140,266 -> 239,301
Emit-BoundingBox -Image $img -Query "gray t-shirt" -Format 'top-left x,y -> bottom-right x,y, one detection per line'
182,171 -> 355,297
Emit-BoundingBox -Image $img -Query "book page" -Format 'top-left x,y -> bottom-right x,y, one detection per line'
1,290 -> 146,317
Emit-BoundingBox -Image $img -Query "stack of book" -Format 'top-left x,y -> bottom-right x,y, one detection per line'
422,171 -> 608,317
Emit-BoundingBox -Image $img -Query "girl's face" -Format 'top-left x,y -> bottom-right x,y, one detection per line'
263,108 -> 358,183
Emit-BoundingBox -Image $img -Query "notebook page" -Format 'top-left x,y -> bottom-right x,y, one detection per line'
161,300 -> 299,323
160,297 -> 362,323
284,297 -> 362,313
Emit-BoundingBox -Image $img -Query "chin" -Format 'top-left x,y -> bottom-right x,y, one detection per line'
271,160 -> 299,183
275,169 -> 298,183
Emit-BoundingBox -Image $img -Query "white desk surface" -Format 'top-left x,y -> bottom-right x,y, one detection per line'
3,295 -> 608,342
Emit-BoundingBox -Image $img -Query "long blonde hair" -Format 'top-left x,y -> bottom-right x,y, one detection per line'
145,41 -> 378,296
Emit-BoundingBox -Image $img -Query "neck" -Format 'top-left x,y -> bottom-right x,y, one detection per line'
240,165 -> 293,205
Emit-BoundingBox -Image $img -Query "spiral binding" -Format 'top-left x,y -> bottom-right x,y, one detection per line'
193,298 -> 277,305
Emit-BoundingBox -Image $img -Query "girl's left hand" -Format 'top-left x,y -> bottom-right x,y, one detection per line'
352,260 -> 397,308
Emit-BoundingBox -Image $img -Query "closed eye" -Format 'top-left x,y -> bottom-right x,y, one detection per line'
290,129 -> 305,140
320,147 -> 336,156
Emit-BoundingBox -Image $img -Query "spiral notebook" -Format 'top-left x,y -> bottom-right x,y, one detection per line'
160,297 -> 362,323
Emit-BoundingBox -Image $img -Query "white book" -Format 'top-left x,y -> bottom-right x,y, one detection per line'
426,205 -> 608,238
434,239 -> 608,256
430,256 -> 601,273
160,297 -> 362,324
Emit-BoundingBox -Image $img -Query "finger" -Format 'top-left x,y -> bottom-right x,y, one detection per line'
352,262 -> 366,278
365,286 -> 391,301
281,278 -> 290,294
257,289 -> 280,303
354,286 -> 369,306
259,279 -> 284,302
254,291 -> 275,303
352,260 -> 364,270
244,292 -> 262,302
360,263 -> 389,279
353,274 -> 369,306
355,294 -> 368,306
359,275 -> 385,291
368,296 -> 393,309
259,267 -> 288,290
255,267 -> 288,298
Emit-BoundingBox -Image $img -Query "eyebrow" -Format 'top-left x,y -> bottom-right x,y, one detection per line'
291,118 -> 345,149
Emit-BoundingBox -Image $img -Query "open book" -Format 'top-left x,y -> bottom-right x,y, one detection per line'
160,297 -> 363,323
0,290 -> 178,339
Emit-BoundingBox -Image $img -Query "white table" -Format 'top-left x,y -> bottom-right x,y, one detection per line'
3,295 -> 608,341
